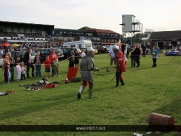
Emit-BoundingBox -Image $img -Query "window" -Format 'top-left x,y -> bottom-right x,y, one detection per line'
85,44 -> 91,47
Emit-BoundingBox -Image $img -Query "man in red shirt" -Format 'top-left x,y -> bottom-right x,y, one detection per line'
49,49 -> 58,76
112,45 -> 126,88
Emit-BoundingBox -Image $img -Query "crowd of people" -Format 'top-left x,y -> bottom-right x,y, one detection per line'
2,47 -> 61,84
0,41 -> 165,99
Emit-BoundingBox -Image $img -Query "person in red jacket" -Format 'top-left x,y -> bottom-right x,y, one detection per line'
44,56 -> 51,77
112,44 -> 126,88
49,49 -> 58,76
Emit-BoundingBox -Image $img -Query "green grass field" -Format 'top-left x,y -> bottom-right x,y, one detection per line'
0,53 -> 181,136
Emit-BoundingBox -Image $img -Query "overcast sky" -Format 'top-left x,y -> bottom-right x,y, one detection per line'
0,0 -> 181,34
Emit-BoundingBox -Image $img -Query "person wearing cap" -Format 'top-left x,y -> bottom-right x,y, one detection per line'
77,47 -> 99,99
49,49 -> 58,76
112,44 -> 126,88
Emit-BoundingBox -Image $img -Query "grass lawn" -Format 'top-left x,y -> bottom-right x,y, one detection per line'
0,53 -> 181,136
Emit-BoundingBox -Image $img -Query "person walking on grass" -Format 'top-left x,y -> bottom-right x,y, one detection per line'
112,44 -> 126,88
77,47 -> 99,99
152,46 -> 159,67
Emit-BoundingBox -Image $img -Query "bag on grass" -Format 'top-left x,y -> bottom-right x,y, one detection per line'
71,77 -> 81,82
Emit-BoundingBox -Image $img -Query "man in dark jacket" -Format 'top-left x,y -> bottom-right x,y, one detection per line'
24,47 -> 35,78
68,45 -> 75,67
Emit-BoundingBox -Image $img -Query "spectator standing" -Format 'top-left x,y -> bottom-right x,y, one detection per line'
7,52 -> 15,81
23,47 -> 35,78
108,45 -> 116,67
68,45 -> 75,67
3,54 -> 10,84
131,43 -> 142,67
34,51 -> 43,77
152,46 -> 159,67
49,49 -> 58,76
130,45 -> 136,67
44,56 -> 51,77
16,62 -> 21,81
21,62 -> 26,80
74,48 -> 81,68
4,46 -> 9,54
0,48 -> 3,56
53,58 -> 59,77
141,43 -> 146,57
121,44 -> 128,64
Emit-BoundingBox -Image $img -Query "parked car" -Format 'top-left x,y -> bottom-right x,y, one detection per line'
97,45 -> 107,54
61,48 -> 70,59
11,51 -> 26,63
11,51 -> 36,64
33,48 -> 64,61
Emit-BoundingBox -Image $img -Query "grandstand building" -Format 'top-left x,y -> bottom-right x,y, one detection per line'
0,21 -> 54,43
0,21 -> 121,46
53,26 -> 121,45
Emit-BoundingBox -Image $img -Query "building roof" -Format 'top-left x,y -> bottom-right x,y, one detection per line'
54,28 -> 87,33
149,31 -> 181,40
94,29 -> 117,34
79,26 -> 118,34
0,21 -> 54,30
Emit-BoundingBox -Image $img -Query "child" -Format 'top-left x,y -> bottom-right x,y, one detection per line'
21,62 -> 26,80
16,62 -> 21,81
53,58 -> 59,77
44,56 -> 51,78
152,46 -> 159,67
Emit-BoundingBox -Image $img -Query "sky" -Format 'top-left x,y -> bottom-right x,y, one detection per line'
0,0 -> 181,34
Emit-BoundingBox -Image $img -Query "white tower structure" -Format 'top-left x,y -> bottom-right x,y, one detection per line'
120,15 -> 143,44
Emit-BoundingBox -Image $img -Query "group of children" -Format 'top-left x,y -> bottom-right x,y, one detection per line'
44,55 -> 59,78
16,62 -> 26,81
15,55 -> 60,81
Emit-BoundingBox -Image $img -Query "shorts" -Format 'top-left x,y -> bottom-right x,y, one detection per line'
74,59 -> 79,64
45,68 -> 50,72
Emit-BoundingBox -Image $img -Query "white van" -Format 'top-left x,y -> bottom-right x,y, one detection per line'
63,40 -> 93,49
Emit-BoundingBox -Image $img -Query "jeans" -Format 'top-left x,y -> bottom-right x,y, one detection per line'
35,64 -> 41,77
10,66 -> 14,81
